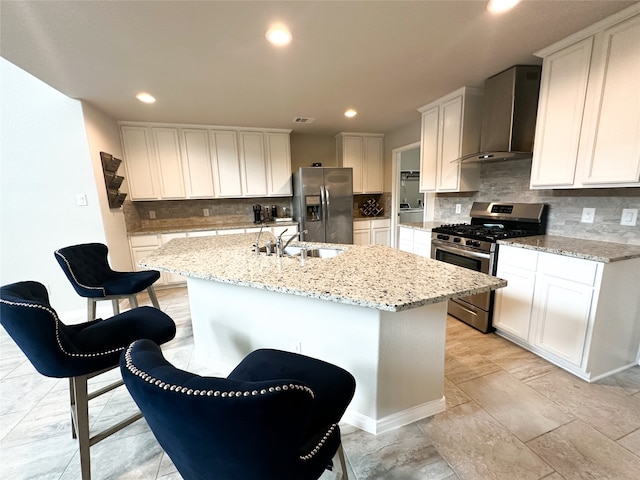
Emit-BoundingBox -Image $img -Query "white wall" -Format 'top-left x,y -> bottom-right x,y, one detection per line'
81,102 -> 132,270
0,58 -> 107,311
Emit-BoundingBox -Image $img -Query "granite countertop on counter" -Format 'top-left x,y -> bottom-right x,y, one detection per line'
128,220 -> 298,236
140,233 -> 506,312
354,215 -> 391,221
498,235 -> 640,263
399,221 -> 443,231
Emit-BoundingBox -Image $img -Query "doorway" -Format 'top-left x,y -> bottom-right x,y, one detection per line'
391,142 -> 424,248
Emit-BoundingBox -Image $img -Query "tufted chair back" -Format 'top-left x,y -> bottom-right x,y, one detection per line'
54,243 -> 117,297
121,339 -> 355,480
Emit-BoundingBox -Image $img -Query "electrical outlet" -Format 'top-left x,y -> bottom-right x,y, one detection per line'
203,208 -> 210,217
621,208 -> 638,226
581,207 -> 595,224
149,210 -> 156,219
455,204 -> 462,214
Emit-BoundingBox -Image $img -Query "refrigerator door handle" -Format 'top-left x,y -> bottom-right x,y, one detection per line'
324,186 -> 330,225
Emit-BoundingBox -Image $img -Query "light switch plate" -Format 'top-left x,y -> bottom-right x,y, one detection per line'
581,207 -> 595,223
455,204 -> 461,214
621,208 -> 638,226
75,193 -> 88,206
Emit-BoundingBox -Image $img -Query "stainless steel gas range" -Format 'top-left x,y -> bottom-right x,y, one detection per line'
431,202 -> 547,333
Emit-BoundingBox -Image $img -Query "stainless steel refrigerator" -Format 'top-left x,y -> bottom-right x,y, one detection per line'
292,167 -> 353,244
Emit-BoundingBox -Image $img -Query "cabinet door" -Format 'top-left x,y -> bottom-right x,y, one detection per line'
397,226 -> 414,253
531,253 -> 596,366
121,126 -> 159,200
419,106 -> 439,192
343,136 -> 364,193
580,14 -> 640,185
210,130 -> 242,197
530,38 -> 593,188
494,247 -> 538,341
152,128 -> 185,199
265,132 -> 292,196
239,132 -> 268,196
371,219 -> 390,246
413,230 -> 431,258
181,129 -> 214,198
353,221 -> 371,246
364,136 -> 384,193
438,95 -> 463,191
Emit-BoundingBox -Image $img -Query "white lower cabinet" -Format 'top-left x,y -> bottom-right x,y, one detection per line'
397,226 -> 431,257
354,219 -> 390,246
494,244 -> 640,381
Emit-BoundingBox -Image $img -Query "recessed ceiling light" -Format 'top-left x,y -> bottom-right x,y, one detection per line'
266,25 -> 292,46
136,92 -> 156,104
487,0 -> 521,14
344,109 -> 357,118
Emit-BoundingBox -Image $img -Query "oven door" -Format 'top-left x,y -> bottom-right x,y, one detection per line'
430,240 -> 494,331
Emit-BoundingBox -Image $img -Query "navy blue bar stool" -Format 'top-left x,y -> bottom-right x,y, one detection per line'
0,281 -> 176,480
121,340 -> 355,479
54,242 -> 161,320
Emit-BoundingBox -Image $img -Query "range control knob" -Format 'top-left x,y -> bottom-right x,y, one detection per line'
437,234 -> 450,240
453,237 -> 461,243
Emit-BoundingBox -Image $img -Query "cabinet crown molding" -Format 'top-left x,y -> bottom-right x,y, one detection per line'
535,3 -> 640,58
417,86 -> 483,113
118,120 -> 291,134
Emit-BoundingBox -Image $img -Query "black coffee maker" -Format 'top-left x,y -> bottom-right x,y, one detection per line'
253,204 -> 262,224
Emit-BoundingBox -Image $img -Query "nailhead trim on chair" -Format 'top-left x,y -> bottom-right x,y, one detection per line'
0,299 -> 126,358
54,250 -> 107,297
299,423 -> 339,461
124,341 -> 339,461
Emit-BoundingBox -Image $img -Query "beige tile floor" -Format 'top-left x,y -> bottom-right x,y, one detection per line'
1,286 -> 639,479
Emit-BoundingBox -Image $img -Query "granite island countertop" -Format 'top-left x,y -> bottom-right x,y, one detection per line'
498,235 -> 640,263
139,233 -> 506,312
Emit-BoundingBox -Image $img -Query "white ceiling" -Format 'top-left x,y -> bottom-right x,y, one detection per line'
1,0 -> 636,135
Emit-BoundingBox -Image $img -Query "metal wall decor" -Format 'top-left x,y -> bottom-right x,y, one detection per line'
100,152 -> 127,208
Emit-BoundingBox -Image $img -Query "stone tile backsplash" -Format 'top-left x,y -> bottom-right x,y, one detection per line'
433,158 -> 640,245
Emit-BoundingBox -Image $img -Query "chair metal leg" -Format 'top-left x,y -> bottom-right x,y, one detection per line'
87,299 -> 97,321
70,375 -> 92,480
336,443 -> 349,480
112,298 -> 120,316
146,285 -> 160,309
129,295 -> 139,309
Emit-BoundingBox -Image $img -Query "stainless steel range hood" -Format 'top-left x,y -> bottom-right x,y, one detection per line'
456,65 -> 542,163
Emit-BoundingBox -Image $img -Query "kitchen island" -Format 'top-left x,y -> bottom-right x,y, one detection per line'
140,233 -> 506,434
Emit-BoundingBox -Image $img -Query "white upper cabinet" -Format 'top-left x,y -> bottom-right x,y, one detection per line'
211,130 -> 242,197
336,133 -> 384,194
265,132 -> 293,196
120,122 -> 292,200
239,131 -> 268,197
531,6 -> 640,189
180,129 -> 215,198
121,126 -> 159,200
418,86 -> 483,193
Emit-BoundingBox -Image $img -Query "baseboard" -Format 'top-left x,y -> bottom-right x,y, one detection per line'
342,396 -> 446,435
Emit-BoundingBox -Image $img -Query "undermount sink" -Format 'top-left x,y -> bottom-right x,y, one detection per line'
283,246 -> 344,258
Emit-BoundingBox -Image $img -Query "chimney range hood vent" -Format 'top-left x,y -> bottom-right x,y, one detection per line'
456,65 -> 542,163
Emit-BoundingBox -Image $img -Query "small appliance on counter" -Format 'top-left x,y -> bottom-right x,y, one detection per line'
253,204 -> 262,224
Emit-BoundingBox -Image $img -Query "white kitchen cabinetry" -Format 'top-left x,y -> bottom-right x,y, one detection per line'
239,131 -> 268,196
397,227 -> 431,257
336,133 -> 384,194
121,123 -> 292,199
418,87 -> 483,193
265,132 -> 293,196
354,219 -> 390,246
494,246 -> 538,341
129,234 -> 186,286
494,244 -> 640,381
531,7 -> 640,188
180,129 -> 215,198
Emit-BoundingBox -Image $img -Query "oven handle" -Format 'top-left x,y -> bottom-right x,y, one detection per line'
431,241 -> 491,261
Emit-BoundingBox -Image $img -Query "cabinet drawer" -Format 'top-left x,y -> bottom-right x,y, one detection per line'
354,220 -> 371,230
498,245 -> 538,271
371,218 -> 390,229
130,234 -> 159,248
538,252 -> 598,286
